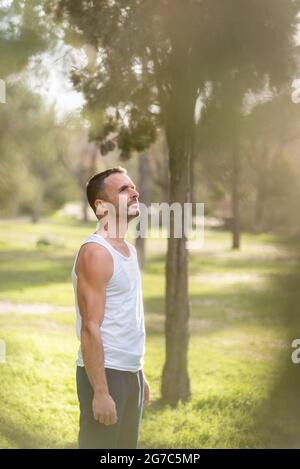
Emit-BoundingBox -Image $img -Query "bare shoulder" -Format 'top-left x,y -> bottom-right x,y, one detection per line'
75,242 -> 113,282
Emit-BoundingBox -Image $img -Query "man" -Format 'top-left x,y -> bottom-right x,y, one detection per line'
72,166 -> 150,449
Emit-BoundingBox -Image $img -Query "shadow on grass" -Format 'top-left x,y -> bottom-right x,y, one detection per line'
144,248 -> 296,276
245,265 -> 300,448
145,274 -> 293,333
143,397 -> 174,414
0,414 -> 60,449
0,250 -> 74,293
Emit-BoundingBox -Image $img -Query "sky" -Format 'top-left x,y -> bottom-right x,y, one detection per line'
23,42 -> 86,120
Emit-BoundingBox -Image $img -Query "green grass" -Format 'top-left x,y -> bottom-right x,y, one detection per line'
0,217 -> 300,448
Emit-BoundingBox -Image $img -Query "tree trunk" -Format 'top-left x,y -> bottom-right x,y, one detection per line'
31,208 -> 39,224
161,93 -> 194,406
231,145 -> 241,249
254,151 -> 269,233
80,142 -> 99,222
255,172 -> 265,232
82,190 -> 89,222
136,152 -> 150,270
30,190 -> 43,224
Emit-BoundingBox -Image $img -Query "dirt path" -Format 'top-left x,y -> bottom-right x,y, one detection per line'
0,301 -> 73,315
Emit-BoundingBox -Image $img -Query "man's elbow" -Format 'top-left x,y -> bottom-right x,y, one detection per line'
81,320 -> 102,340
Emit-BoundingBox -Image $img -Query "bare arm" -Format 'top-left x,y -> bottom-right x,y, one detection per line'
76,243 -> 117,426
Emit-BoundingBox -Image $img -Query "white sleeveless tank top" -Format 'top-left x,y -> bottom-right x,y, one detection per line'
71,233 -> 146,372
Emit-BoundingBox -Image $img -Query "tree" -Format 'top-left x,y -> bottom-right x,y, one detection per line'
0,0 -> 65,220
244,89 -> 300,232
54,120 -> 101,221
0,83 -> 74,218
0,83 -> 76,220
52,0 -> 300,405
196,73 -> 300,247
0,0 -> 50,79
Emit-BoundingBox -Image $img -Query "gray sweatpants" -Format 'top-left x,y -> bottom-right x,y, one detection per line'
76,365 -> 144,449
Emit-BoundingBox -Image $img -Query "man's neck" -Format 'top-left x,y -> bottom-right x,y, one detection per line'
96,220 -> 128,242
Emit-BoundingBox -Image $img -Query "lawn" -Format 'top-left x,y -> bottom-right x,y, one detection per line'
0,217 -> 300,448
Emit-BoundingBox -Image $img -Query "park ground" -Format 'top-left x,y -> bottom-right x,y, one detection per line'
0,217 -> 300,448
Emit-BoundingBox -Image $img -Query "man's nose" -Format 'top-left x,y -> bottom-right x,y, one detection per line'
131,188 -> 139,199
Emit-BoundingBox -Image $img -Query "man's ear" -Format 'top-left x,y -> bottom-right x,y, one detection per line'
95,200 -> 107,216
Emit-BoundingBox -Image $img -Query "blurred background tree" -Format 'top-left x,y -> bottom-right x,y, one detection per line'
0,84 -> 77,221
0,0 -> 49,78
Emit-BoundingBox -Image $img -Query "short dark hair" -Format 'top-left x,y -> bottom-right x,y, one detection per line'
86,166 -> 127,215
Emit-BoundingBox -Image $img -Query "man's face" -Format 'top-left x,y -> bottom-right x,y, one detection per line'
102,172 -> 140,221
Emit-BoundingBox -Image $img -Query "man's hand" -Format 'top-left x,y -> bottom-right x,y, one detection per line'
92,391 -> 118,426
143,376 -> 151,406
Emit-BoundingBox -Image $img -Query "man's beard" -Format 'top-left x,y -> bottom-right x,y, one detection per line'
127,208 -> 140,221
127,201 -> 140,219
